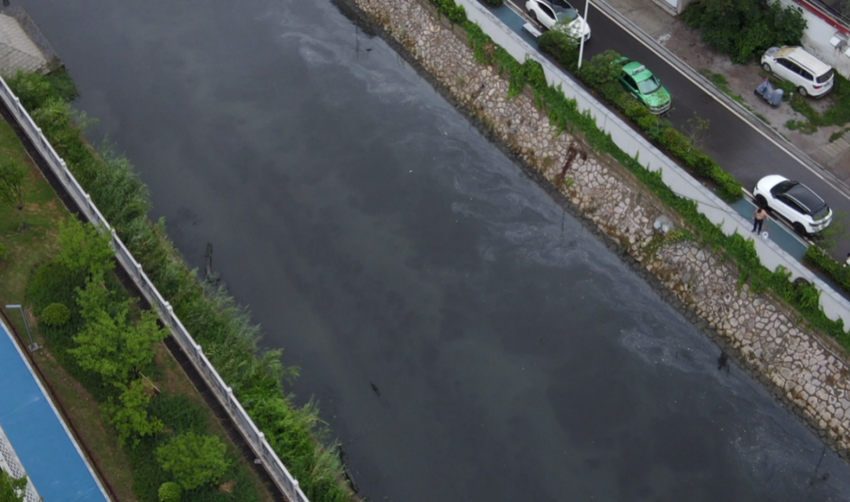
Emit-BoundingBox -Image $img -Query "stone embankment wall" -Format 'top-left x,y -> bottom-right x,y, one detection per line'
350,0 -> 850,457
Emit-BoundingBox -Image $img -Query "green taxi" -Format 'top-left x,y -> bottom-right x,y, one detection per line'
614,57 -> 671,115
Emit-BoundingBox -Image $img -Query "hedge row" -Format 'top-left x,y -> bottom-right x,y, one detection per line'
8,71 -> 351,502
426,0 -> 850,346
536,33 -> 743,202
26,255 -> 257,501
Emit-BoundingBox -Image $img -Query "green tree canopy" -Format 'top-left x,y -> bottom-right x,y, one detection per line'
685,0 -> 806,63
70,278 -> 167,386
57,217 -> 114,279
156,432 -> 229,490
0,468 -> 26,502
105,378 -> 163,446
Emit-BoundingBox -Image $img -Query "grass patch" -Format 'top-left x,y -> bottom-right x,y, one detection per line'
763,71 -> 850,134
829,127 -> 850,143
699,69 -> 746,104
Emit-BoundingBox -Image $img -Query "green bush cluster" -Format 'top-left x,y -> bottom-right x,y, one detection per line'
432,0 -> 466,23
158,482 -> 182,502
536,32 -> 743,201
781,73 -> 850,134
426,0 -> 850,345
10,70 -> 350,501
156,432 -> 228,491
683,0 -> 806,63
26,227 -> 259,500
40,302 -> 71,327
0,468 -> 26,502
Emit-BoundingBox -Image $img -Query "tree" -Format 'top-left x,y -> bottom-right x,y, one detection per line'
688,0 -> 806,63
71,278 -> 167,386
57,217 -> 114,278
538,29 -> 580,72
683,112 -> 711,152
0,156 -> 27,229
156,432 -> 229,490
0,468 -> 26,502
105,378 -> 163,446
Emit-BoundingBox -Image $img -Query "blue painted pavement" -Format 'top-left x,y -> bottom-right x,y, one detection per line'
0,320 -> 109,502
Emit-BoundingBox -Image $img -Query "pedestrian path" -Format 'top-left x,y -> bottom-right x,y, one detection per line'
0,318 -> 109,502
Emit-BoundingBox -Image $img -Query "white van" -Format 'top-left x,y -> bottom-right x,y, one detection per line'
761,46 -> 835,98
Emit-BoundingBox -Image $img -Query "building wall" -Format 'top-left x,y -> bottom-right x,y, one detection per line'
774,0 -> 850,78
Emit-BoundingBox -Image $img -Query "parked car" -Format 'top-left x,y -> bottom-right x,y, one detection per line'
761,46 -> 834,98
525,0 -> 590,42
753,175 -> 832,235
613,57 -> 671,114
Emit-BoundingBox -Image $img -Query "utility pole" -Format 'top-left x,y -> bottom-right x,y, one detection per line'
578,0 -> 590,69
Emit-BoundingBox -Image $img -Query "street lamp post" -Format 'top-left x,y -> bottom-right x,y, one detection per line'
577,0 -> 590,69
5,305 -> 38,351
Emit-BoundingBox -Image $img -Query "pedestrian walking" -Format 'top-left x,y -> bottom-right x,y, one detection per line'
752,207 -> 768,234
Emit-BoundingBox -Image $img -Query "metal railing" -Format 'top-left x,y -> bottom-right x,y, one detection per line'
0,77 -> 309,502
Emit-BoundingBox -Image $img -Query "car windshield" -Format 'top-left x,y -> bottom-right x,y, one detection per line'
637,76 -> 661,95
554,6 -> 579,21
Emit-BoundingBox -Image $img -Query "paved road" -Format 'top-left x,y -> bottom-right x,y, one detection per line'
512,0 -> 850,257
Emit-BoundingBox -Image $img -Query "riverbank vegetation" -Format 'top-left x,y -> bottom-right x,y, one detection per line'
3,70 -> 352,502
0,107 -> 271,501
427,0 -> 850,347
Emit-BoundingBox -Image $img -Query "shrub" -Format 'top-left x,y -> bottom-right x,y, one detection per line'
689,0 -> 806,63
57,218 -> 114,279
40,302 -> 71,327
6,70 -> 55,111
158,482 -> 182,502
432,0 -> 466,23
0,469 -> 26,502
0,242 -> 9,262
538,30 -> 579,72
481,0 -> 503,5
156,432 -> 228,491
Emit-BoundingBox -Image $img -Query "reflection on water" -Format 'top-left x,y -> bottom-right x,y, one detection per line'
11,0 -> 850,499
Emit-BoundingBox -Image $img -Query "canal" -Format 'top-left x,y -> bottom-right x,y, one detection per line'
12,0 -> 850,499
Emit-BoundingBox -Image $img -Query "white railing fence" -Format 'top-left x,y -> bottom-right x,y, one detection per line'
0,77 -> 309,502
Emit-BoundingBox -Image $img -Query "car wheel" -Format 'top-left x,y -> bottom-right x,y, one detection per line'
754,194 -> 767,208
798,86 -> 808,97
762,62 -> 772,73
792,222 -> 807,236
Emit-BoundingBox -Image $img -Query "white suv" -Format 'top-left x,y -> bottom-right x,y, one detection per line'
761,46 -> 834,98
525,0 -> 590,41
753,175 -> 832,236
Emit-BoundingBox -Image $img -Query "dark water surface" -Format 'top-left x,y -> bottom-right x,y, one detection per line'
13,0 -> 850,500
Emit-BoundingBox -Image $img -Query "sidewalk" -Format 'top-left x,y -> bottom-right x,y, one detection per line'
603,0 -> 850,187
